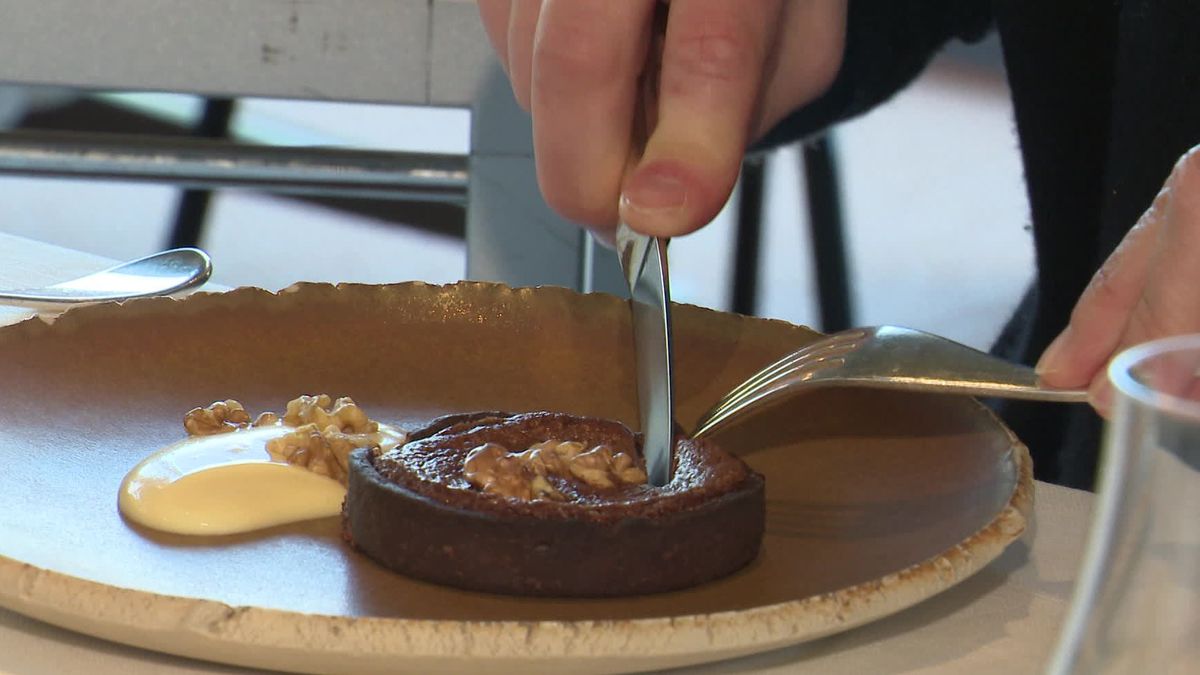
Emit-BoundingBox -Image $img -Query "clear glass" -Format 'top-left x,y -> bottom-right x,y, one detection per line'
1048,334 -> 1200,674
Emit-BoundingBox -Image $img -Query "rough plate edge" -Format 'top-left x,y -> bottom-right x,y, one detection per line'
0,280 -> 821,346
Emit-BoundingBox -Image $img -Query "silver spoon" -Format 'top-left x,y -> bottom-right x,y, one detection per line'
0,248 -> 213,305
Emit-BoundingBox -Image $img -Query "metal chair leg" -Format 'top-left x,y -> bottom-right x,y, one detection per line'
167,98 -> 235,249
802,135 -> 853,332
731,155 -> 766,316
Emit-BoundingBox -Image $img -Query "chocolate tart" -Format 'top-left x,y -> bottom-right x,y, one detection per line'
343,411 -> 766,597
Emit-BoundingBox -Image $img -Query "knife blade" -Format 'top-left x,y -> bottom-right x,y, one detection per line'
615,1 -> 674,487
616,224 -> 675,487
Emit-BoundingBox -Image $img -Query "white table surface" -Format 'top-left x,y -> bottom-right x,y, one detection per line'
0,232 -> 1094,674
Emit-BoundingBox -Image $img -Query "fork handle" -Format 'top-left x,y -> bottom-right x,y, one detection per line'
692,379 -> 1088,441
837,377 -> 1091,403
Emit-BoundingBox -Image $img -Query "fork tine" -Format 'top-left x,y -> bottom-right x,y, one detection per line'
693,334 -> 863,439
716,350 -> 808,404
703,347 -> 848,422
707,338 -> 861,414
714,331 -> 862,406
702,352 -> 845,421
694,382 -> 792,438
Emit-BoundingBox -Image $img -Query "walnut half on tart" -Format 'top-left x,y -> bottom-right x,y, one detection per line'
342,411 -> 766,597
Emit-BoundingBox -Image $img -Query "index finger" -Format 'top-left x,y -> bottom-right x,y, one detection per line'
530,0 -> 657,230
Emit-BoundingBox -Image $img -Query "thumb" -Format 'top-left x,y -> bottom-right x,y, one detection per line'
618,0 -> 781,238
1038,145 -> 1200,401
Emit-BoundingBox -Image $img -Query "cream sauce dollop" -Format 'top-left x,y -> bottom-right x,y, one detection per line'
119,424 -> 404,536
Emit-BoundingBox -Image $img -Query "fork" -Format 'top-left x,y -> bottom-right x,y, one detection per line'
691,325 -> 1089,439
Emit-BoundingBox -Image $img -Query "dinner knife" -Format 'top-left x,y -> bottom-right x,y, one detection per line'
617,0 -> 674,487
616,225 -> 675,487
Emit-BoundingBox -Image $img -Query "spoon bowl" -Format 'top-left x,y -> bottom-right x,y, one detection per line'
0,248 -> 212,305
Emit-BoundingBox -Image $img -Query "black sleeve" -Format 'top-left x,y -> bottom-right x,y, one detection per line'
755,0 -> 994,148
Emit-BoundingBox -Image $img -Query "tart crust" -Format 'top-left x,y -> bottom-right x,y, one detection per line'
343,411 -> 766,597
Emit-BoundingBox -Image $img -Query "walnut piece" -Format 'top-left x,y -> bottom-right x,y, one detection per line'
183,400 -> 252,436
462,442 -> 539,500
463,439 -> 648,501
283,394 -> 377,434
264,423 -> 372,485
184,395 -> 392,486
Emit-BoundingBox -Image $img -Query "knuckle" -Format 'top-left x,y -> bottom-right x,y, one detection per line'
1130,296 -> 1172,340
1079,262 -> 1125,314
1177,143 -> 1200,176
1143,184 -> 1172,222
1170,143 -> 1200,196
666,26 -> 757,86
533,21 -> 625,90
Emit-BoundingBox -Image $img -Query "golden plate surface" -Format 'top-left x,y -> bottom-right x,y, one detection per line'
0,282 -> 1031,674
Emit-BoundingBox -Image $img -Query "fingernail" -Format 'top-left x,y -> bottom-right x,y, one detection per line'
1036,327 -> 1072,377
590,227 -> 617,250
621,166 -> 688,213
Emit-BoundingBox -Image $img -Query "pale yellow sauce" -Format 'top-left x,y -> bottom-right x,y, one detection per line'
119,424 -> 404,536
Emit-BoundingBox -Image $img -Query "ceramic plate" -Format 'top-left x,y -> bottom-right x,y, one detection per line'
0,282 -> 1031,674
